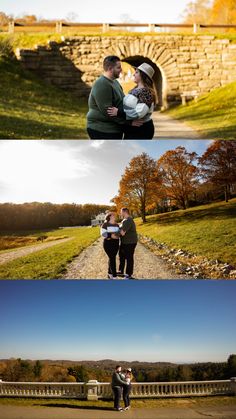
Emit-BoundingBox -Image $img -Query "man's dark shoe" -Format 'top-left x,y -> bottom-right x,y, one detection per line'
117,271 -> 125,277
125,274 -> 136,280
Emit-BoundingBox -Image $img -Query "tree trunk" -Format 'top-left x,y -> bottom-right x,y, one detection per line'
224,185 -> 229,202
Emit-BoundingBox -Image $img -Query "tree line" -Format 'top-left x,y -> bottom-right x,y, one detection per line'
0,203 -> 112,232
0,141 -> 235,230
182,0 -> 236,25
112,141 -> 236,222
1,355 -> 236,383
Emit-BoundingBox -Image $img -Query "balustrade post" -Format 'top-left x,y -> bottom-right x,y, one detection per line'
86,380 -> 98,401
230,378 -> 236,395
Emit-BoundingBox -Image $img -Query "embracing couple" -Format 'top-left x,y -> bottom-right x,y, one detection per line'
87,55 -> 157,139
101,208 -> 138,280
112,365 -> 132,412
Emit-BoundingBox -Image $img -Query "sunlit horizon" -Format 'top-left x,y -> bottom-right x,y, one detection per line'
0,140 -> 210,206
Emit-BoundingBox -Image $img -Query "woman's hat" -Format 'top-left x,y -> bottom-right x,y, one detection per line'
127,368 -> 132,372
137,63 -> 155,80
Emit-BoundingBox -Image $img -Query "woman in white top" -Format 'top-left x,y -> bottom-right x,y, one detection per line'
122,368 -> 132,410
100,212 -> 120,279
107,63 -> 157,139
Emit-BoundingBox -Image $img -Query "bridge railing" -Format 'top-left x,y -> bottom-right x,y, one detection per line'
3,21 -> 236,34
0,379 -> 236,400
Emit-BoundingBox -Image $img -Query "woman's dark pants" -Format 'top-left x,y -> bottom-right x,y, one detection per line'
103,239 -> 119,277
123,384 -> 131,408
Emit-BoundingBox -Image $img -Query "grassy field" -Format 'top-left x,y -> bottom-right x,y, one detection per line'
0,227 -> 99,279
1,32 -> 236,49
0,56 -> 88,139
167,81 -> 236,139
0,396 -> 235,409
0,230 -> 70,252
136,199 -> 236,266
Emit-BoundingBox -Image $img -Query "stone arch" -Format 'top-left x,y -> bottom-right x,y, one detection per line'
121,55 -> 167,109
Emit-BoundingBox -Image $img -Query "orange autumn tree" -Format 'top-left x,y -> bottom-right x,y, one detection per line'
157,147 -> 199,210
112,153 -> 161,223
210,0 -> 236,24
199,140 -> 236,202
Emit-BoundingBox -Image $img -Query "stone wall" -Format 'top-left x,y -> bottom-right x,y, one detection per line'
16,35 -> 236,107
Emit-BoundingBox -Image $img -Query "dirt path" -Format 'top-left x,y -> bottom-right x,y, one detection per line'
153,111 -> 201,139
0,238 -> 72,265
63,237 -> 188,280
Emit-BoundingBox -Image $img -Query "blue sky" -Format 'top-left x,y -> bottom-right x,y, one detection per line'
1,280 -> 235,363
0,140 -> 211,205
1,0 -> 191,23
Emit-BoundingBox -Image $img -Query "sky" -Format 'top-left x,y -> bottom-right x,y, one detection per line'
0,140 -> 211,205
0,280 -> 236,363
1,0 -> 191,23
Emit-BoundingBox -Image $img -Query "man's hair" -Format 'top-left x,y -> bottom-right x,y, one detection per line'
103,56 -> 120,71
121,207 -> 129,214
115,365 -> 121,370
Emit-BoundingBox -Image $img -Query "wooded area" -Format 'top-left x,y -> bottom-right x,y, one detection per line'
113,141 -> 236,222
0,204 -> 111,231
0,355 -> 236,383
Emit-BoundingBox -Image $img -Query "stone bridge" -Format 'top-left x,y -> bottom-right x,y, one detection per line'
17,35 -> 236,108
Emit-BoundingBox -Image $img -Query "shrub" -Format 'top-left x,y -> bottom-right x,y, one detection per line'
0,36 -> 14,58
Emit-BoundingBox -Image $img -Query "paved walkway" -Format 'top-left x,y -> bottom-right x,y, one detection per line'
0,238 -> 72,266
63,237 -> 188,279
153,112 -> 201,139
1,405 -> 236,419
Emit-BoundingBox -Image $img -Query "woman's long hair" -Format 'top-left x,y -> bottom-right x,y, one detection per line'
139,69 -> 158,106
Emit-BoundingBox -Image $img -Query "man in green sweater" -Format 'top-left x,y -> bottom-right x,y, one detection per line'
87,56 -> 142,139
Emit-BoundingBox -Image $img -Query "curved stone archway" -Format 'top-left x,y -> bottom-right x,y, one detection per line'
18,35 -> 236,108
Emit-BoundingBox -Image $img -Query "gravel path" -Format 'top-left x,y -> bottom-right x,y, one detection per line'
63,237 -> 188,280
153,111 -> 201,139
0,238 -> 72,265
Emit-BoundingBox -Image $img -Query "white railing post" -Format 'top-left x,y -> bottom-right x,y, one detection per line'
103,23 -> 110,33
149,24 -> 155,32
193,23 -> 199,33
86,380 -> 98,401
8,20 -> 15,33
56,21 -> 62,33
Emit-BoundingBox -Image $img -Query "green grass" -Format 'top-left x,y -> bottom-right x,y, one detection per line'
136,199 -> 236,265
167,81 -> 236,139
1,33 -> 236,50
0,227 -> 99,279
0,57 -> 88,139
0,396 -> 235,409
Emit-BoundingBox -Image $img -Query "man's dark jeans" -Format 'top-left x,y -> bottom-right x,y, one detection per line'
119,243 -> 137,277
87,128 -> 123,139
112,386 -> 122,410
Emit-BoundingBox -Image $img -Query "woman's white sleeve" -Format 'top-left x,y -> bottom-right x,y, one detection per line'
100,227 -> 108,238
125,102 -> 150,120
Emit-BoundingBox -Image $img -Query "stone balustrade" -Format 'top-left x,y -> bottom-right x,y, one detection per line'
0,379 -> 235,400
